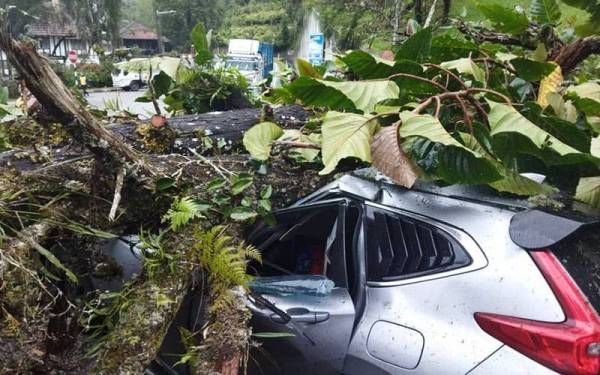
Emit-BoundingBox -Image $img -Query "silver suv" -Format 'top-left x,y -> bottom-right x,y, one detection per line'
244,171 -> 600,375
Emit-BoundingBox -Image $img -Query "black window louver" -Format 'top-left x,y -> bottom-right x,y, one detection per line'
366,208 -> 471,282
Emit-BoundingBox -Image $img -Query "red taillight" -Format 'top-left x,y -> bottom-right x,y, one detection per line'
475,250 -> 600,375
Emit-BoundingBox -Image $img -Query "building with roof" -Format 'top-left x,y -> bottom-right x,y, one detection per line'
120,20 -> 168,54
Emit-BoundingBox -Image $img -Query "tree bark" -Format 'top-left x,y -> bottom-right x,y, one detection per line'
550,36 -> 600,75
0,20 -> 155,177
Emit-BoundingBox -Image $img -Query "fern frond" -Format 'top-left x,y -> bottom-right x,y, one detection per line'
162,196 -> 207,231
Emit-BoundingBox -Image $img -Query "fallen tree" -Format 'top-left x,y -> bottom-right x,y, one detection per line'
0,21 -> 323,374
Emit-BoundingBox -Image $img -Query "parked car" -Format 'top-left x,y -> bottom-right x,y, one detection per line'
242,170 -> 600,375
147,170 -> 600,375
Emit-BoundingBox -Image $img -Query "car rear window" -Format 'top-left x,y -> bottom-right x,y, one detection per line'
365,206 -> 471,282
550,227 -> 600,314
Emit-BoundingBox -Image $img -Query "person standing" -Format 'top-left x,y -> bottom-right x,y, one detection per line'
79,73 -> 89,96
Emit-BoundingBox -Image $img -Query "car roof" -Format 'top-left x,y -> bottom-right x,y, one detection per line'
298,168 -> 600,250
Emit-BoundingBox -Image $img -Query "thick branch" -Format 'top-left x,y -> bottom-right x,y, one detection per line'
551,36 -> 600,75
0,20 -> 155,177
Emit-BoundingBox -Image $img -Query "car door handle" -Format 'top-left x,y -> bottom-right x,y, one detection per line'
270,310 -> 329,324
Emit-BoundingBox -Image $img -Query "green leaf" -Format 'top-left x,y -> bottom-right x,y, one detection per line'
279,129 -> 321,163
440,58 -> 486,84
207,177 -> 227,192
565,82 -> 600,116
258,199 -> 272,212
394,27 -> 432,63
260,185 -> 273,199
399,112 -> 476,154
156,177 -> 176,191
341,50 -> 394,79
35,243 -> 78,283
489,167 -> 557,195
151,71 -> 173,98
231,173 -> 254,195
230,206 -> 258,221
296,58 -> 322,79
162,196 -> 207,231
510,58 -> 556,81
288,76 -> 355,112
320,111 -> 377,174
243,122 -> 284,160
477,2 -> 530,34
591,136 -> 600,158
430,32 -> 478,64
0,87 -> 8,105
289,77 -> 399,114
459,132 -> 556,195
134,96 -> 153,103
575,176 -> 600,208
399,113 -> 501,184
529,0 -> 561,24
191,22 -> 213,65
488,101 -> 600,166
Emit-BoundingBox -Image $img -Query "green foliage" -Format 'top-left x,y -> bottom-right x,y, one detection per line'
139,230 -> 178,278
510,58 -> 557,81
320,111 -> 376,174
296,58 -> 323,79
161,197 -> 208,231
243,121 -> 284,160
190,22 -> 213,66
477,2 -> 530,34
529,0 -> 561,25
289,77 -> 399,114
394,27 -> 432,63
192,225 -> 261,295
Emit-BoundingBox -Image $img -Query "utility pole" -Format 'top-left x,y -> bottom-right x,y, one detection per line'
153,0 -> 163,54
154,5 -> 176,54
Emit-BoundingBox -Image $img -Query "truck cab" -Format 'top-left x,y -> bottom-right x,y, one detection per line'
225,39 -> 273,86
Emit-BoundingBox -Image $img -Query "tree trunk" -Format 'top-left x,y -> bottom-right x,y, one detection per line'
0,21 -> 156,177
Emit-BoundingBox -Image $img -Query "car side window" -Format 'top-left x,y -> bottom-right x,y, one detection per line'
365,205 -> 471,282
248,203 -> 349,288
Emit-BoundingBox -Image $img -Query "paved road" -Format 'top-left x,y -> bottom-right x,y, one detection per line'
86,89 -> 166,118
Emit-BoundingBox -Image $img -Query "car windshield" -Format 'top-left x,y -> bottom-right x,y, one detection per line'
226,60 -> 258,71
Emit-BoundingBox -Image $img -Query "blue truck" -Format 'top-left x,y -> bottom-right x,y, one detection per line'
225,39 -> 274,85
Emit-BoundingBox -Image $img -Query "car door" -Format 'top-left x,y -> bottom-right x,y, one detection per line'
246,199 -> 356,375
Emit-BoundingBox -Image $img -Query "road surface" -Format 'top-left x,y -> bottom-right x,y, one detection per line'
86,89 -> 166,118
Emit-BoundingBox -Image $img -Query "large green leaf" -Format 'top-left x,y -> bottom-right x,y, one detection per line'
575,177 -> 600,208
459,132 -> 556,195
565,82 -> 600,116
510,58 -> 556,81
289,77 -> 399,114
394,27 -> 432,63
592,136 -> 600,157
488,101 -> 600,166
243,122 -> 284,160
440,58 -> 486,84
430,32 -> 478,64
151,71 -> 173,98
477,2 -> 530,34
296,58 -> 323,79
288,76 -> 355,111
529,0 -> 561,24
320,111 -> 376,174
399,112 -> 501,184
191,22 -> 213,66
341,50 -> 394,79
400,112 -> 476,153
